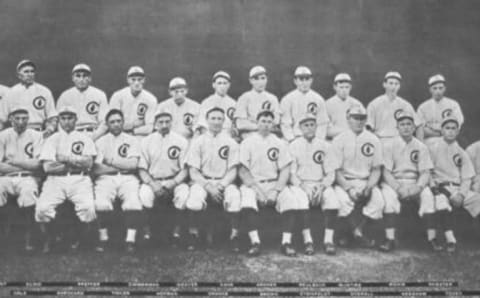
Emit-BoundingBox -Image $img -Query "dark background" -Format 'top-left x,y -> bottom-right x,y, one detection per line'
0,0 -> 479,144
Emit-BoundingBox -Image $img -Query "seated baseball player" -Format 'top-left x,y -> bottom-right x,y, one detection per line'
333,105 -> 384,248
428,116 -> 480,253
93,109 -> 142,253
0,107 -> 43,252
156,77 -> 199,140
235,66 -> 281,141
289,113 -> 340,255
239,110 -> 309,257
465,140 -> 480,193
184,107 -> 241,251
195,71 -> 238,139
379,111 -> 438,252
138,111 -> 189,247
35,106 -> 97,253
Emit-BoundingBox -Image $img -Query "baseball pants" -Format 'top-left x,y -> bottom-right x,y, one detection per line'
381,180 -> 435,217
186,182 -> 241,212
0,176 -> 39,208
298,181 -> 339,210
94,174 -> 142,211
139,181 -> 189,210
434,184 -> 480,217
334,179 -> 384,219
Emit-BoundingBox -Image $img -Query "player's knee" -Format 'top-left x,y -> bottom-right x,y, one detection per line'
35,201 -> 54,222
224,185 -> 241,212
173,183 -> 190,210
418,188 -> 435,215
291,186 -> 309,210
322,187 -> 340,210
435,194 -> 452,212
139,184 -> 154,208
334,186 -> 354,216
95,198 -> 114,212
76,202 -> 96,223
239,186 -> 257,210
121,195 -> 143,211
276,188 -> 297,213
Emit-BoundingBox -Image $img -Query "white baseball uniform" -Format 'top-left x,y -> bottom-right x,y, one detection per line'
156,97 -> 200,139
57,86 -> 109,132
138,131 -> 189,209
466,141 -> 480,192
239,133 -> 308,213
332,129 -> 384,219
94,132 -> 142,211
280,89 -> 329,141
0,85 -> 9,101
0,128 -> 43,207
325,95 -> 364,139
0,83 -> 57,130
381,136 -> 435,216
289,136 -> 340,210
185,131 -> 241,212
196,93 -> 236,135
35,130 -> 97,223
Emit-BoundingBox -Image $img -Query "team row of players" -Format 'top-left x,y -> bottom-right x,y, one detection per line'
1,95 -> 479,257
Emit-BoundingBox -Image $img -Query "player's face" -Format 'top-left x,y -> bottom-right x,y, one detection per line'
17,66 -> 35,85
430,83 -> 446,100
107,114 -> 124,136
294,75 -> 313,93
250,74 -> 268,92
347,114 -> 366,134
257,115 -> 274,135
127,76 -> 145,93
207,111 -> 225,134
442,122 -> 459,143
72,71 -> 91,91
212,78 -> 230,96
155,116 -> 172,135
383,78 -> 401,95
397,118 -> 415,139
334,82 -> 352,99
300,120 -> 317,139
10,112 -> 29,133
169,87 -> 188,100
59,113 -> 77,132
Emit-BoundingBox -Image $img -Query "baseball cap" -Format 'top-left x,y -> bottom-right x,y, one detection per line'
299,113 -> 317,125
396,110 -> 415,122
57,105 -> 77,117
154,110 -> 172,120
16,59 -> 36,72
127,66 -> 145,77
10,106 -> 29,116
334,73 -> 352,83
384,71 -> 402,81
169,77 -> 187,89
212,71 -> 231,82
256,109 -> 275,121
428,74 -> 446,86
72,63 -> 91,74
294,66 -> 312,77
441,115 -> 459,128
249,66 -> 267,78
347,105 -> 367,116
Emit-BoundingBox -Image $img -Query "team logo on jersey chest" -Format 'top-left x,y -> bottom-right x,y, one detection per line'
24,142 -> 34,158
168,146 -> 181,159
261,101 -> 272,110
137,103 -> 148,117
307,102 -> 318,115
218,145 -> 229,160
71,141 -> 85,155
313,150 -> 324,164
227,107 -> 235,120
394,109 -> 404,120
33,96 -> 46,110
118,143 -> 130,158
86,101 -> 99,115
267,147 -> 279,161
442,109 -> 453,118
453,153 -> 462,167
361,143 -> 374,157
410,150 -> 419,163
183,113 -> 194,126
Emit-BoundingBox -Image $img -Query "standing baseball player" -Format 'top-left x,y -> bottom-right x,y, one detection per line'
239,110 -> 309,257
35,106 -> 97,253
138,111 -> 190,246
0,60 -> 57,136
466,140 -> 480,193
417,74 -> 464,146
109,66 -> 157,137
93,109 -> 142,253
0,84 -> 8,101
366,71 -> 422,145
333,105 -> 384,248
184,107 -> 241,251
325,73 -> 364,140
57,64 -> 109,140
195,71 -> 237,138
235,66 -> 281,140
280,66 -> 328,142
379,110 -> 439,252
289,114 -> 340,255
156,77 -> 199,140
0,107 -> 43,252
428,116 -> 480,253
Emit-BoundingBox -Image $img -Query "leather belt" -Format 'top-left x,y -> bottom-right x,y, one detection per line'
204,175 -> 222,180
51,171 -> 86,176
77,127 -> 95,132
4,172 -> 34,177
439,182 -> 460,187
106,171 -> 135,176
153,175 -> 175,181
259,178 -> 277,183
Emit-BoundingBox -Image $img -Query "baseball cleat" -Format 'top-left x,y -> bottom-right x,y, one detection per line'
378,239 -> 396,252
125,242 -> 136,254
446,242 -> 456,253
186,233 -> 199,251
230,236 -> 240,253
281,243 -> 297,257
354,235 -> 375,248
304,242 -> 314,255
428,238 -> 443,252
247,243 -> 261,257
324,242 -> 336,255
95,240 -> 107,253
